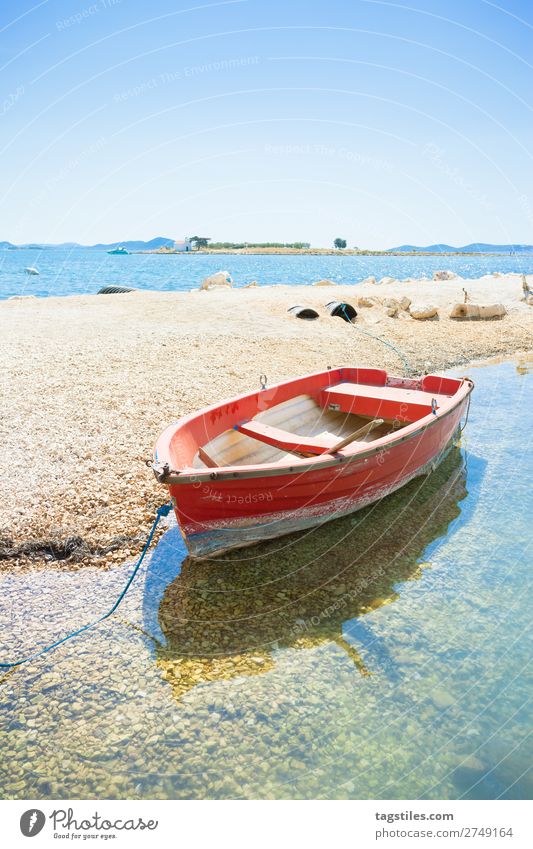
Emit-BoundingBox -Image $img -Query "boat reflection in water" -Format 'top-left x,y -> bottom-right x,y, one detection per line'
151,447 -> 467,700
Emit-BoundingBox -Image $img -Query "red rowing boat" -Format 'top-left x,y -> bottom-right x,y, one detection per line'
153,367 -> 473,557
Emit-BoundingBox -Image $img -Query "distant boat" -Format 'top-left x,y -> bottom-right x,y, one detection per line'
24,267 -> 39,275
107,246 -> 129,255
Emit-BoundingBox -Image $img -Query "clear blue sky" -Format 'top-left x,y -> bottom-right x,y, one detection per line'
1,0 -> 532,248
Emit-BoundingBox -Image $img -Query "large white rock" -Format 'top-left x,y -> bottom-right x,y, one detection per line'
199,270 -> 233,290
361,276 -> 377,285
399,295 -> 412,311
449,303 -> 506,319
382,297 -> 399,316
378,276 -> 397,285
478,303 -> 506,319
409,303 -> 438,320
382,297 -> 399,309
433,270 -> 456,281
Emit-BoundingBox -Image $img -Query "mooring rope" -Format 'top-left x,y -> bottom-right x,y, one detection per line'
459,388 -> 472,434
341,304 -> 412,375
0,502 -> 172,669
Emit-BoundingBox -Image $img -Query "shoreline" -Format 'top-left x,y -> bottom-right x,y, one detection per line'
5,247 -> 528,257
1,273 -> 532,571
3,270 -> 533,303
144,248 -> 531,257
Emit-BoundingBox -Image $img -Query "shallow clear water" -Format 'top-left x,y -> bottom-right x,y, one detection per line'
1,248 -> 533,300
0,359 -> 531,800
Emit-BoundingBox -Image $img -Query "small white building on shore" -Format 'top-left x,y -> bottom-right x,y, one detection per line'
174,238 -> 193,252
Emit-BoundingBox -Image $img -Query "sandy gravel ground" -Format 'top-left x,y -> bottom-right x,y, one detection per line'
1,272 -> 532,569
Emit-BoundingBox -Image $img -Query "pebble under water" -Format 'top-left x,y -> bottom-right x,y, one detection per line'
0,358 -> 531,800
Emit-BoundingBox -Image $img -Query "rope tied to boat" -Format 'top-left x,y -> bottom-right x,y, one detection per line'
340,304 -> 412,376
459,385 -> 472,434
0,502 -> 172,669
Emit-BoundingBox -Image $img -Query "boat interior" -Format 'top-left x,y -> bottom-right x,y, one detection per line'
183,367 -> 462,471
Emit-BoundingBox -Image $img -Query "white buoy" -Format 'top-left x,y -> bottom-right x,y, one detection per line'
24,267 -> 39,275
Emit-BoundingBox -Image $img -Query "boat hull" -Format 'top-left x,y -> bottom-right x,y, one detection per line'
167,396 -> 467,557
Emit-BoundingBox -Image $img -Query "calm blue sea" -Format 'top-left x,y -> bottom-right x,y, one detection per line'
1,249 -> 532,300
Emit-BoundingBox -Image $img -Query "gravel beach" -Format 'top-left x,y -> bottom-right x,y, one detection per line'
1,272 -> 532,570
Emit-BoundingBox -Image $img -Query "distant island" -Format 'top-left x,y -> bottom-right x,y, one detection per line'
1,237 -> 532,255
386,243 -> 533,254
150,241 -> 533,255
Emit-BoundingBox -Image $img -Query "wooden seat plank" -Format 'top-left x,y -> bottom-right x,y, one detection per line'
236,420 -> 336,455
321,382 -> 450,423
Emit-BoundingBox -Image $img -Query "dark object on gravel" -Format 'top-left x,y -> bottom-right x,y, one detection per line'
325,301 -> 358,322
0,533 -> 140,563
287,305 -> 320,320
97,285 -> 135,295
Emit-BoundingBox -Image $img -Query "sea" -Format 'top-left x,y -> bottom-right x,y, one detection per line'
1,249 -> 532,300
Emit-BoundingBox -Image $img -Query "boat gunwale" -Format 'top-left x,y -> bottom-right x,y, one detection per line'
154,369 -> 473,485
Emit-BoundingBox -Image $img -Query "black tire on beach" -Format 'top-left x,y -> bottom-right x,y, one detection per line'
325,301 -> 358,322
287,305 -> 320,320
97,285 -> 136,294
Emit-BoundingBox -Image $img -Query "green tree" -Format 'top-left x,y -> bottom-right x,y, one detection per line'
334,238 -> 347,249
189,236 -> 210,249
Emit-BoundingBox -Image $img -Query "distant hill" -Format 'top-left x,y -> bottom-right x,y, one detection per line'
87,236 -> 175,251
0,236 -> 175,251
387,243 -> 533,254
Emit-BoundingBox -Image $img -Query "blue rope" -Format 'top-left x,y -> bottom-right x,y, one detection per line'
0,502 -> 172,669
341,305 -> 411,375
